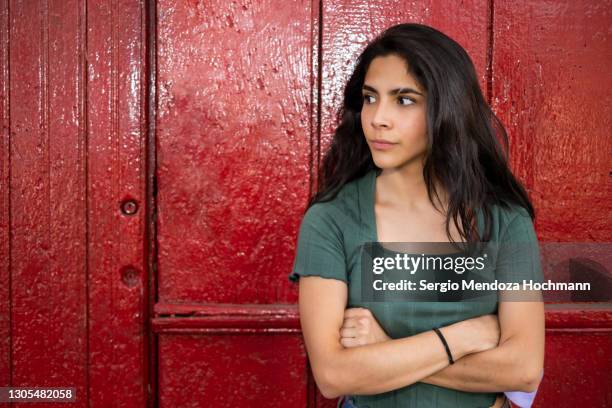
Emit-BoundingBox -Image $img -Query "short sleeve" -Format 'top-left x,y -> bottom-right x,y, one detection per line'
495,207 -> 545,285
288,203 -> 348,284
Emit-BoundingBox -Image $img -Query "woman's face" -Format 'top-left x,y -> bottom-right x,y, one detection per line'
360,54 -> 428,171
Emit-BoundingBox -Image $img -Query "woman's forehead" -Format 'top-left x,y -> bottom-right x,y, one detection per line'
364,55 -> 423,92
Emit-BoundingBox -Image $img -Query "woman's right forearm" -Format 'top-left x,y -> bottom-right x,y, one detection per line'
322,320 -> 483,398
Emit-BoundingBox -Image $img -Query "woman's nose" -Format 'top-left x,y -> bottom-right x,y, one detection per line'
371,103 -> 392,129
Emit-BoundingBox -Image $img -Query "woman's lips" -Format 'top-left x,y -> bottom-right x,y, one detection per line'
371,139 -> 397,151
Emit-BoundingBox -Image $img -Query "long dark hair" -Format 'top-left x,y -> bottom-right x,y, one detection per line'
308,23 -> 534,245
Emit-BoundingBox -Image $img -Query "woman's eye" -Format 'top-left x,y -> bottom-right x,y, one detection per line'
363,94 -> 375,104
398,96 -> 415,106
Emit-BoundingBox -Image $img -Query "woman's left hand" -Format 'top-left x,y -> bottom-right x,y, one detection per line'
340,307 -> 392,348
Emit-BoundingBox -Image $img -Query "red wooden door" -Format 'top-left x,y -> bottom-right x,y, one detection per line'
0,1 -> 610,407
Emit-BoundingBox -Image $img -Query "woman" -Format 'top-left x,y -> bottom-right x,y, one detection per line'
289,23 -> 545,408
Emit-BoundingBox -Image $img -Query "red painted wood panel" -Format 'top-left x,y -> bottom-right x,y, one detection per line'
0,0 -> 9,390
492,1 -> 612,406
492,0 -> 612,242
155,0 -> 317,305
158,333 -> 307,407
0,0 -> 149,406
4,0 -> 88,403
87,0 -> 149,406
153,304 -> 305,407
540,305 -> 612,406
541,330 -> 611,406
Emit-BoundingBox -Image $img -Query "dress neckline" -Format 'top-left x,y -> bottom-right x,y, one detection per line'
363,168 -> 484,254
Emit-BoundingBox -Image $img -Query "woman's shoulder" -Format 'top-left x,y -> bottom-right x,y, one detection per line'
490,201 -> 532,224
486,201 -> 537,243
303,172 -> 370,222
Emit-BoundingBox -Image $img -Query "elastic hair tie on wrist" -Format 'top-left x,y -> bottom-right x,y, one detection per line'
433,327 -> 455,365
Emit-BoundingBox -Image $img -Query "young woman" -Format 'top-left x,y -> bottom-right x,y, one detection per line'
289,23 -> 545,408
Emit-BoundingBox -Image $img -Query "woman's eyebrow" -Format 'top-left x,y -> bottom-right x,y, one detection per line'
362,84 -> 424,96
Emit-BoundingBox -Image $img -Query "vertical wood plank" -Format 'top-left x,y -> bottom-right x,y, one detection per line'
0,0 -> 10,388
493,3 -> 611,404
87,0 -> 149,406
7,0 -> 87,404
492,0 -> 611,242
1,0 -> 87,407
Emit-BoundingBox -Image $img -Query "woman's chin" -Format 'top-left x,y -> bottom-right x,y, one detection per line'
372,151 -> 427,171
372,156 -> 401,170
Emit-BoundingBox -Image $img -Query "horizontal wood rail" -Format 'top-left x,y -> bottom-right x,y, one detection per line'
152,302 -> 611,334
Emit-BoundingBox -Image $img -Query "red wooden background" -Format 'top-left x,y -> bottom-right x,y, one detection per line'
0,0 -> 610,407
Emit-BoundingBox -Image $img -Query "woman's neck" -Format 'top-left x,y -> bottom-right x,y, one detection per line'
377,164 -> 448,212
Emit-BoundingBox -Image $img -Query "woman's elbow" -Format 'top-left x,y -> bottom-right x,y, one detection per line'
523,368 -> 543,393
313,359 -> 352,399
319,382 -> 341,399
312,366 -> 339,399
517,364 -> 543,393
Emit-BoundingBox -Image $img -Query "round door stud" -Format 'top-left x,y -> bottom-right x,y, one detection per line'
121,199 -> 138,215
121,266 -> 140,288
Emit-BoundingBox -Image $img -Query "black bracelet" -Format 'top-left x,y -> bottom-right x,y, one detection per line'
433,327 -> 454,365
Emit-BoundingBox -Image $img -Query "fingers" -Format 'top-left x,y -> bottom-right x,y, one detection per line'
341,308 -> 375,349
343,308 -> 372,328
343,307 -> 372,318
342,316 -> 358,328
340,325 -> 359,348
340,337 -> 359,348
340,326 -> 356,338
340,336 -> 363,348
341,319 -> 370,338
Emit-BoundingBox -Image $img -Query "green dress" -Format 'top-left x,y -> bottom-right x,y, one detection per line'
288,168 -> 544,408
